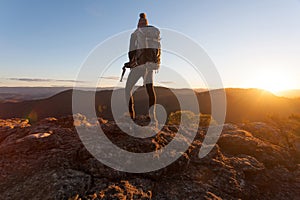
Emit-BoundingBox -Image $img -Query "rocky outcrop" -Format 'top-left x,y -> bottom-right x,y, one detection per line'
0,115 -> 299,199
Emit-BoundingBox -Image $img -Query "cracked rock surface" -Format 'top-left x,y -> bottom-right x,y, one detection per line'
0,115 -> 299,199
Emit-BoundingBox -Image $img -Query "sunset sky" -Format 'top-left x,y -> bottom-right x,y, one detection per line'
0,0 -> 299,92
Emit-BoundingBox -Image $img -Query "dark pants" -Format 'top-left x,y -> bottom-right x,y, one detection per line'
125,65 -> 156,119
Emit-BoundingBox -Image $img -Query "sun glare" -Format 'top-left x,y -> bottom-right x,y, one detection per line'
254,69 -> 294,94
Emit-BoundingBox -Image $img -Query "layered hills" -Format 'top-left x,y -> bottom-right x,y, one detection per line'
0,87 -> 299,123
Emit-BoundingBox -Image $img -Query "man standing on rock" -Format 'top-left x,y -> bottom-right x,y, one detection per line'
125,13 -> 161,126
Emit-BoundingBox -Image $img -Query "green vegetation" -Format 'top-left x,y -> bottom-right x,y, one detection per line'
167,110 -> 216,127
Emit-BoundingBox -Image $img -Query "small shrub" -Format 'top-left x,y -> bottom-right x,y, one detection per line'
167,110 -> 216,127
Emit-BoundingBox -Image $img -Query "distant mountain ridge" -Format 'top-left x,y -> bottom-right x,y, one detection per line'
277,89 -> 300,99
0,87 -> 299,123
0,87 -> 120,102
0,87 -> 73,102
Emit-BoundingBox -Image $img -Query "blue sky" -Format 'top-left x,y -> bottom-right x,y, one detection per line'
0,0 -> 299,91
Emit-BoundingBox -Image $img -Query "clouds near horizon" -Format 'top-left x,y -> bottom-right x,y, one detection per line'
7,78 -> 88,83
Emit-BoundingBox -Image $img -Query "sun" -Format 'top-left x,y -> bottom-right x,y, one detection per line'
253,69 -> 294,94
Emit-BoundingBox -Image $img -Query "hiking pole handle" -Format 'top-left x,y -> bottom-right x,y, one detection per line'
120,65 -> 126,82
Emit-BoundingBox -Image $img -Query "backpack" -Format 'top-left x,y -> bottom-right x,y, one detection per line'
129,26 -> 161,70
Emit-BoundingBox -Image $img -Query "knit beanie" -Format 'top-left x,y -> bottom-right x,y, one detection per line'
138,13 -> 148,28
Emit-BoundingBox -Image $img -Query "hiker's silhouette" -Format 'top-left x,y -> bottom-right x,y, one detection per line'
125,13 -> 161,124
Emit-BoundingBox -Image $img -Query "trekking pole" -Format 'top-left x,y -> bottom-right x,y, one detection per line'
120,65 -> 126,82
